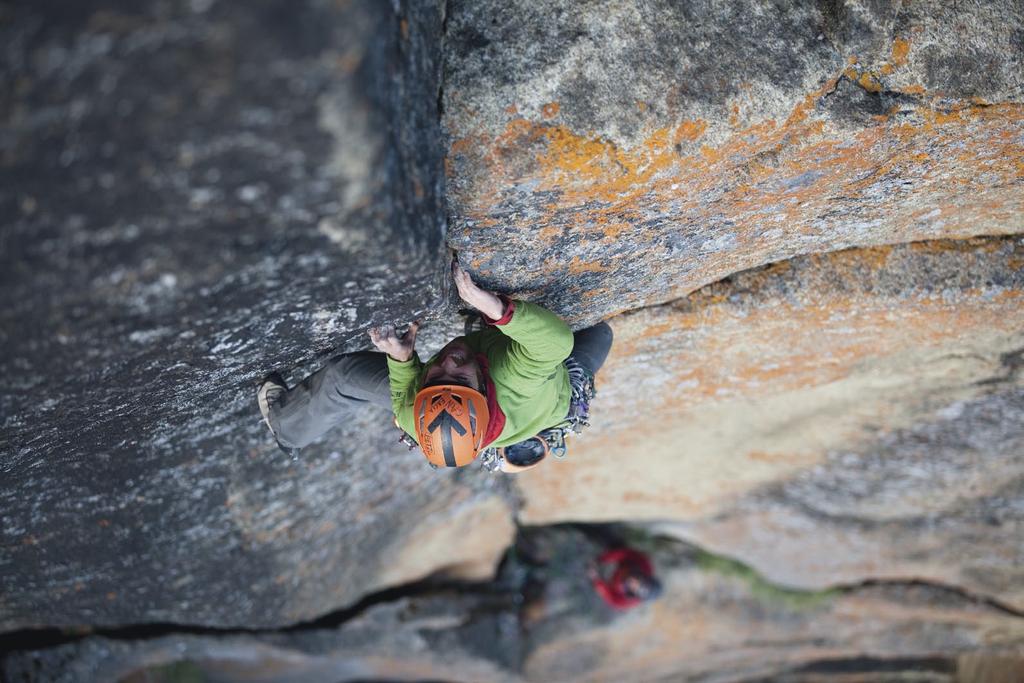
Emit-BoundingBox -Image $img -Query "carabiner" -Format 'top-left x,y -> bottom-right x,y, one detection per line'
547,429 -> 567,459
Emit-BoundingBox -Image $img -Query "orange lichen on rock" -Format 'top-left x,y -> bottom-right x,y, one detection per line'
566,255 -> 607,274
892,38 -> 911,66
844,62 -> 892,92
858,71 -> 883,92
517,238 -> 1024,525
478,99 -> 1019,256
676,119 -> 708,141
444,51 -> 1024,327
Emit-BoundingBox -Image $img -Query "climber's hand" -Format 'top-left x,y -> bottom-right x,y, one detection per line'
452,260 -> 505,320
369,321 -> 420,362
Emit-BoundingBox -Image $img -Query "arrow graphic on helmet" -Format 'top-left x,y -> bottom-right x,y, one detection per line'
427,410 -> 467,467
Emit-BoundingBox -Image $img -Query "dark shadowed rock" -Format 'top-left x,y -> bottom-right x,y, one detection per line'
0,0 -> 519,632
1,593 -> 523,683
6,529 -> 1024,683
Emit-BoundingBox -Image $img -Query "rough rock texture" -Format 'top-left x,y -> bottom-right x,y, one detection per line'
653,384 -> 1024,607
517,237 -> 1024,608
0,0 -> 516,631
1,594 -> 522,683
517,530 -> 1024,683
3,0 -> 1024,681
443,0 -> 1024,324
6,530 -> 1024,683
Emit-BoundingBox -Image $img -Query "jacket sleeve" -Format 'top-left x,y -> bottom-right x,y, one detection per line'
486,299 -> 574,392
386,353 -> 423,440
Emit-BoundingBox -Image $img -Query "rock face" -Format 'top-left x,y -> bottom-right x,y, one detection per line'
516,237 -> 1024,609
6,529 -> 1024,683
2,594 -> 523,683
515,529 -> 1024,683
3,0 -> 1024,681
443,0 -> 1024,324
0,0 -> 516,632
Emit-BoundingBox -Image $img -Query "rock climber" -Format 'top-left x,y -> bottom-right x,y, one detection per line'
257,260 -> 612,471
587,546 -> 663,610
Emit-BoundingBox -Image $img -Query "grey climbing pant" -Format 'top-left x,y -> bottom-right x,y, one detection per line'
269,321 -> 613,450
568,321 -> 613,379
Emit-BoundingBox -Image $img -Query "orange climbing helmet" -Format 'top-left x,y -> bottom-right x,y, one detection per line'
413,385 -> 490,467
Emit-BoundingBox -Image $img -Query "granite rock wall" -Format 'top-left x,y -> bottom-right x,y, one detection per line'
2,0 -> 1024,681
516,236 -> 1024,608
6,529 -> 1024,683
0,0 -> 517,632
443,0 -> 1024,323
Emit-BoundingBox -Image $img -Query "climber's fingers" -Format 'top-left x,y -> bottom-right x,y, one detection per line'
368,325 -> 396,351
452,260 -> 474,294
401,320 -> 421,345
369,323 -> 419,357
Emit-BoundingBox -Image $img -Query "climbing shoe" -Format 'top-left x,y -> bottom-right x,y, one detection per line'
256,372 -> 298,458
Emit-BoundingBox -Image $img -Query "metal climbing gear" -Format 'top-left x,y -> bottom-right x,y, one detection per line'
478,355 -> 597,473
395,417 -> 418,451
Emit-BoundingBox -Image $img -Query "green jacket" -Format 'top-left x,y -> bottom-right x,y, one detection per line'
386,300 -> 574,448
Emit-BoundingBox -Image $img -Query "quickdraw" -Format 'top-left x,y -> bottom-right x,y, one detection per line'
561,355 -> 596,437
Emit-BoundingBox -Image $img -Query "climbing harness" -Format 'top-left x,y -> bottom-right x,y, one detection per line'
478,355 -> 596,473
